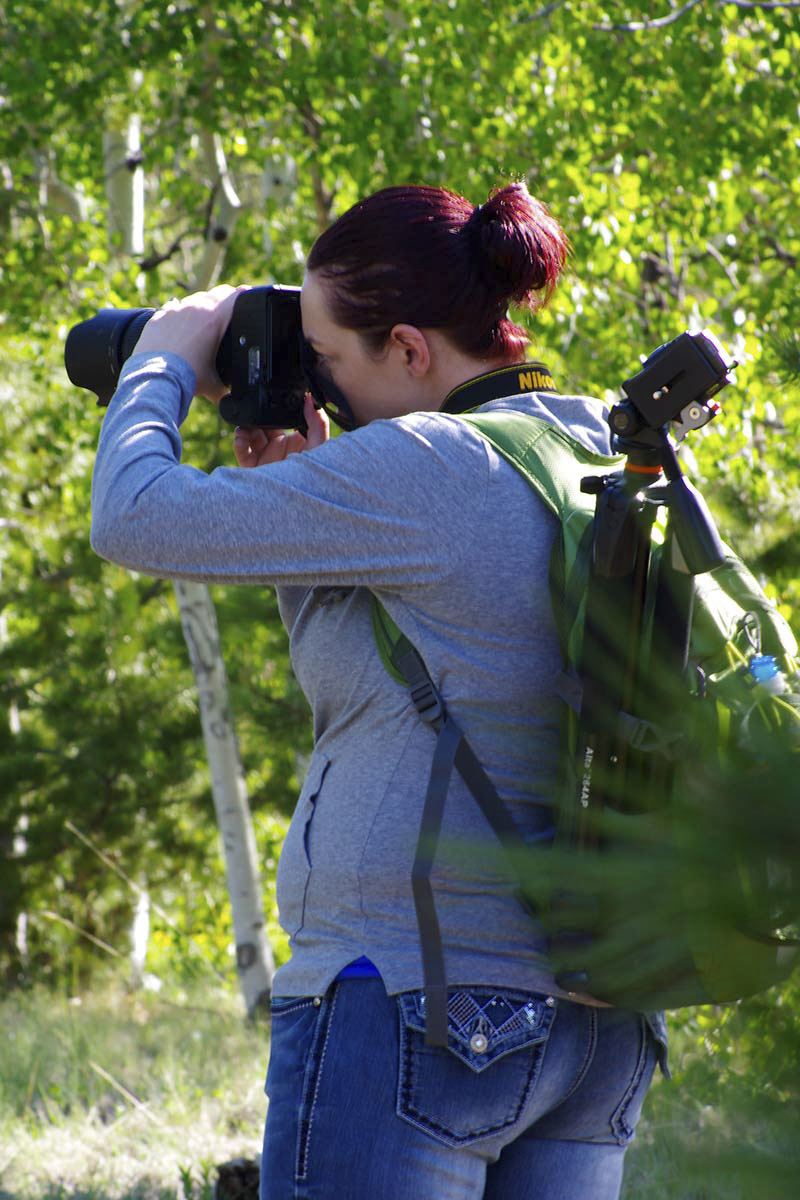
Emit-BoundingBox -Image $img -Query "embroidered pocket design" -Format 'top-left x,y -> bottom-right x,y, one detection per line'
398,989 -> 555,1073
396,988 -> 557,1146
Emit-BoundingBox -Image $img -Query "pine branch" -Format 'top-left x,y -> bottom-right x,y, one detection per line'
768,331 -> 800,385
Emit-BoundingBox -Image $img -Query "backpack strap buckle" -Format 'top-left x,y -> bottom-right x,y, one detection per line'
393,643 -> 446,729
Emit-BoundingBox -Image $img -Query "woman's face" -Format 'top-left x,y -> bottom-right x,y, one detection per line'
300,271 -> 437,426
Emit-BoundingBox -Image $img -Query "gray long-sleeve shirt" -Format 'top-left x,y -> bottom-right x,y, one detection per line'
91,351 -> 615,1002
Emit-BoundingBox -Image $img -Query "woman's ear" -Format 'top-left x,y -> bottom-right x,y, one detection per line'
389,324 -> 431,376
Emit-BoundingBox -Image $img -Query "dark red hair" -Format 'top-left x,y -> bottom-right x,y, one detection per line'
306,182 -> 569,360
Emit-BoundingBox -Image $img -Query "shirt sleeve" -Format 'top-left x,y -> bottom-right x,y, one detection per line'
90,351 -> 490,589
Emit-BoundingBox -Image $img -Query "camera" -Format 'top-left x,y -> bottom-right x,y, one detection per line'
65,285 -> 314,429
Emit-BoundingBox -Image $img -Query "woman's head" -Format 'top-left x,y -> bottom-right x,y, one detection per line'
306,181 -> 569,363
300,181 -> 569,425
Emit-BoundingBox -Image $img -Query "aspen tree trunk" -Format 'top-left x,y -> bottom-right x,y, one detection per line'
0,559 -> 28,974
178,132 -> 274,1014
103,89 -> 144,256
193,129 -> 242,289
175,582 -> 273,1016
104,110 -> 274,1012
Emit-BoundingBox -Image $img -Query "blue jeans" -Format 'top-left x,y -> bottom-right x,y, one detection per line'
260,979 -> 658,1199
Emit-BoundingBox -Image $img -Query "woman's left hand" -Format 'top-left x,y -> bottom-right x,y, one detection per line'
132,284 -> 247,402
233,392 -> 330,467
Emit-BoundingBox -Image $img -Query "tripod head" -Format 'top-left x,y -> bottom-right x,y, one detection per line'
611,331 -> 733,449
587,331 -> 737,577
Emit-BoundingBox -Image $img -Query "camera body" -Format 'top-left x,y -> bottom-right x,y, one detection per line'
65,285 -> 307,429
216,286 -> 305,428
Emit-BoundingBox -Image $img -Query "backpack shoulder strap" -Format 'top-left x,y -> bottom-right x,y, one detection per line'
459,410 -> 623,520
461,410 -> 622,667
368,410 -> 620,1042
370,591 -> 416,686
369,592 -> 531,1047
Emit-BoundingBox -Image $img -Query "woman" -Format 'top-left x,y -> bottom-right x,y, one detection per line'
91,183 -> 663,1199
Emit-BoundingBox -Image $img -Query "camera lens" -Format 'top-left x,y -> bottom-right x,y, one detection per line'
66,307 -> 234,408
65,308 -> 155,406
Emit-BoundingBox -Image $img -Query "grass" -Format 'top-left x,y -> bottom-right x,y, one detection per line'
0,972 -> 267,1200
622,1008 -> 800,1200
1,970 -> 798,1199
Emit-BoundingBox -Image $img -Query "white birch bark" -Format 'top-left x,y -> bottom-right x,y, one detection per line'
175,581 -> 274,1015
103,109 -> 144,255
1,558 -> 28,972
192,129 -> 242,290
33,151 -> 90,223
129,885 -> 150,989
182,130 -> 274,1011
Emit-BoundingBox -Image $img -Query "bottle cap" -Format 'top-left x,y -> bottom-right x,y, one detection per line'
748,654 -> 787,694
749,654 -> 779,683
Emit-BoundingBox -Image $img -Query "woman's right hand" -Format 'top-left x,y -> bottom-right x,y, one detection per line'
132,284 -> 246,403
233,392 -> 329,467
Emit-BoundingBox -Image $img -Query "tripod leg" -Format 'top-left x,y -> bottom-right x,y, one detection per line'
575,497 -> 657,840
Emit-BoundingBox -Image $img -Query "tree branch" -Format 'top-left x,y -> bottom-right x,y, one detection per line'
138,229 -> 199,272
299,99 -> 335,231
594,0 -> 703,31
513,0 -> 567,22
64,818 -> 228,980
724,1 -> 800,8
763,235 -> 797,268
703,240 -> 740,289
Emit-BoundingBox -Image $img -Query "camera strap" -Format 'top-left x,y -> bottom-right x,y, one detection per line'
302,348 -> 559,432
440,361 -> 558,414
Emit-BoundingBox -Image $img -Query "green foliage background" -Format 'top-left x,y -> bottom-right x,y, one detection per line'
1,0 -> 799,1190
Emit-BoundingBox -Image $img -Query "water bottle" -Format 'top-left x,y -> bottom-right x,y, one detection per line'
747,654 -> 788,695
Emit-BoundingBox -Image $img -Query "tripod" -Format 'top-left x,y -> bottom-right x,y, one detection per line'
554,332 -> 736,991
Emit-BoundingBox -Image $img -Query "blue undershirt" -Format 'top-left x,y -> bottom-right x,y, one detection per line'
336,956 -> 381,980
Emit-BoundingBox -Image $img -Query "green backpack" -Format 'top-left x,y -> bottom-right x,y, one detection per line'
373,409 -> 800,1045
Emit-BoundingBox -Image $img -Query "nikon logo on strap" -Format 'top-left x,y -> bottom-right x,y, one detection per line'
517,366 -> 556,393
441,361 -> 559,415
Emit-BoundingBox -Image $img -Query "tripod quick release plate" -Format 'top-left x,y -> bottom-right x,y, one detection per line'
617,331 -> 735,440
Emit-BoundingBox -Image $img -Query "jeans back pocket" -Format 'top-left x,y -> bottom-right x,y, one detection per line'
396,988 -> 556,1146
